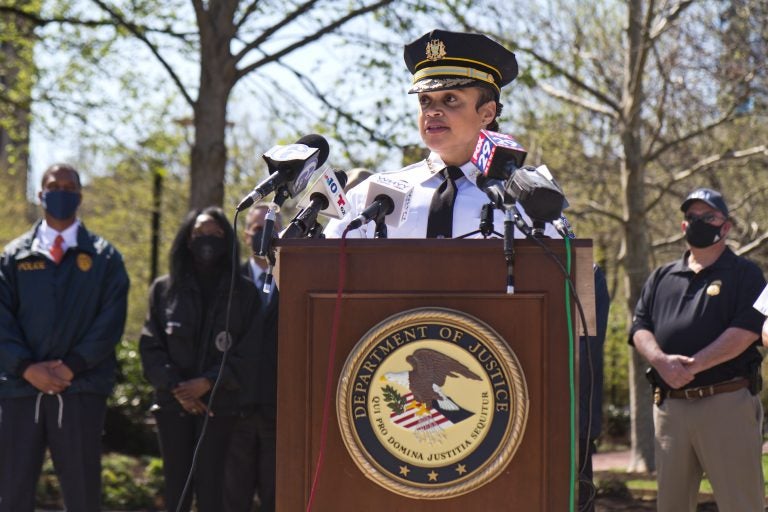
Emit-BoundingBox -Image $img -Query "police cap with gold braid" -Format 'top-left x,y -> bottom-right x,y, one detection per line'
404,29 -> 518,97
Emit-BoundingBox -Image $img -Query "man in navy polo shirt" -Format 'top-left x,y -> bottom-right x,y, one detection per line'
630,187 -> 766,512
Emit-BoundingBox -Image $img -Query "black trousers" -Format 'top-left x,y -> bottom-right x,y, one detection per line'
223,405 -> 277,512
153,408 -> 237,512
0,393 -> 107,512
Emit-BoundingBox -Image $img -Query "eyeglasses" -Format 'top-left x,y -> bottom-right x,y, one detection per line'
684,213 -> 726,224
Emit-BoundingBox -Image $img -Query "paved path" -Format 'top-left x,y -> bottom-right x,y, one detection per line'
595,441 -> 768,472
594,449 -> 632,471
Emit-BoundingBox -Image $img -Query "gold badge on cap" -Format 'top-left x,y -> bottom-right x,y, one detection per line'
77,253 -> 93,272
706,280 -> 722,296
425,39 -> 446,61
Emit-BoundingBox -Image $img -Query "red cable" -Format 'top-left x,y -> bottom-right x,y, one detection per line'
305,228 -> 350,511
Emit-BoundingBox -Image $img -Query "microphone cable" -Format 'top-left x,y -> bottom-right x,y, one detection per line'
518,230 -> 596,512
173,209 -> 242,512
305,225 -> 352,512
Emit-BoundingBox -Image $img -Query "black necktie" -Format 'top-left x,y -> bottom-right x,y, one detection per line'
426,166 -> 463,238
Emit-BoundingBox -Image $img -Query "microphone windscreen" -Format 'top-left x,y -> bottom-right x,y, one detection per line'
295,134 -> 330,167
508,165 -> 566,222
471,130 -> 527,179
362,174 -> 414,228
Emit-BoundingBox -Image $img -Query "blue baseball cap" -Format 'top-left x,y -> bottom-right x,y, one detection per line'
680,188 -> 729,217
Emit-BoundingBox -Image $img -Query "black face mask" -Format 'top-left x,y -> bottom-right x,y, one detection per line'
685,219 -> 723,248
190,235 -> 228,266
249,228 -> 264,253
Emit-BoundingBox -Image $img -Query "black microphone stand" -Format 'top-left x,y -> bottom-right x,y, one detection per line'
306,220 -> 325,238
257,184 -> 291,296
373,215 -> 388,239
503,208 -> 515,295
457,202 -> 503,239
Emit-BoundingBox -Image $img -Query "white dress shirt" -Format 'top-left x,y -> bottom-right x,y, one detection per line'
34,219 -> 81,261
324,152 -> 559,239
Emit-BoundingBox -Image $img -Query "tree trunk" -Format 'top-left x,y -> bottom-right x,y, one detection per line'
190,89 -> 229,209
622,0 -> 654,472
188,1 -> 237,210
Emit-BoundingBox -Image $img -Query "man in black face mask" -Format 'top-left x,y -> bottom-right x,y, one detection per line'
629,187 -> 767,512
222,205 -> 280,512
0,163 -> 130,512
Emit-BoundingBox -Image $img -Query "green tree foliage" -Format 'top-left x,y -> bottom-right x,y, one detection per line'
0,0 -> 39,234
77,128 -> 190,453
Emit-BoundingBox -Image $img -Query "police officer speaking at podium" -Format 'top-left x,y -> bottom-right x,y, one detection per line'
630,187 -> 766,512
324,29 -> 558,239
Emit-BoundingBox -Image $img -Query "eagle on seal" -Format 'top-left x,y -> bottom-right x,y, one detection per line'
384,348 -> 482,416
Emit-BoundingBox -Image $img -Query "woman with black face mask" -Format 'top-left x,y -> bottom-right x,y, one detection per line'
139,207 -> 265,512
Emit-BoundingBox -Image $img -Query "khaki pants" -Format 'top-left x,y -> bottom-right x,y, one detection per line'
654,387 -> 765,512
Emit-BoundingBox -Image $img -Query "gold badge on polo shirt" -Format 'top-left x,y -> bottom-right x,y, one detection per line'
425,39 -> 446,61
76,253 -> 93,272
706,280 -> 722,296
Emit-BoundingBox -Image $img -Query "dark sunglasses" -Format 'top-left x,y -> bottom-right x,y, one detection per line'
684,213 -> 725,224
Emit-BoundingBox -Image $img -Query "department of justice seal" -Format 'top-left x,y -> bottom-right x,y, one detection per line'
337,307 -> 528,499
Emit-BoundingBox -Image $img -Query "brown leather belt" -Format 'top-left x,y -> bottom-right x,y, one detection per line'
665,378 -> 749,400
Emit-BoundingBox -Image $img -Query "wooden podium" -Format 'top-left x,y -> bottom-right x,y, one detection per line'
274,238 -> 593,511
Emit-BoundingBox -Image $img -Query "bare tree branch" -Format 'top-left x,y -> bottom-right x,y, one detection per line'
539,83 -> 619,118
234,0 -> 320,61
645,109 -> 739,162
0,5 -> 194,38
276,61 -> 393,150
645,42 -> 670,152
235,0 -> 394,79
670,145 -> 768,182
438,10 -> 623,116
648,0 -> 696,41
514,44 -> 624,116
0,5 -> 114,28
234,0 -> 261,31
735,230 -> 768,257
88,0 -> 195,107
583,201 -> 625,224
651,231 -> 685,249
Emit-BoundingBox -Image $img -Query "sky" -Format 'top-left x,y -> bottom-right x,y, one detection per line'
25,8 -> 414,200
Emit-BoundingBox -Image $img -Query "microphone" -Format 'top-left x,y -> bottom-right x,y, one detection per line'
507,165 -> 568,222
471,130 -> 527,179
282,169 -> 350,239
471,130 -> 528,209
236,134 -> 330,211
475,174 -> 513,210
347,174 -> 413,231
257,208 -> 278,260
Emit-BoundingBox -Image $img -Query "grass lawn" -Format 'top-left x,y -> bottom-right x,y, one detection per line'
596,453 -> 768,502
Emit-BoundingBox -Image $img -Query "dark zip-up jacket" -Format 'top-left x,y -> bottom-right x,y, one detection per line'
0,221 -> 130,397
139,272 -> 269,414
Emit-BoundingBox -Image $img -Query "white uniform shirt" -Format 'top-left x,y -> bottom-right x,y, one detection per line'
324,152 -> 560,239
754,284 -> 768,316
